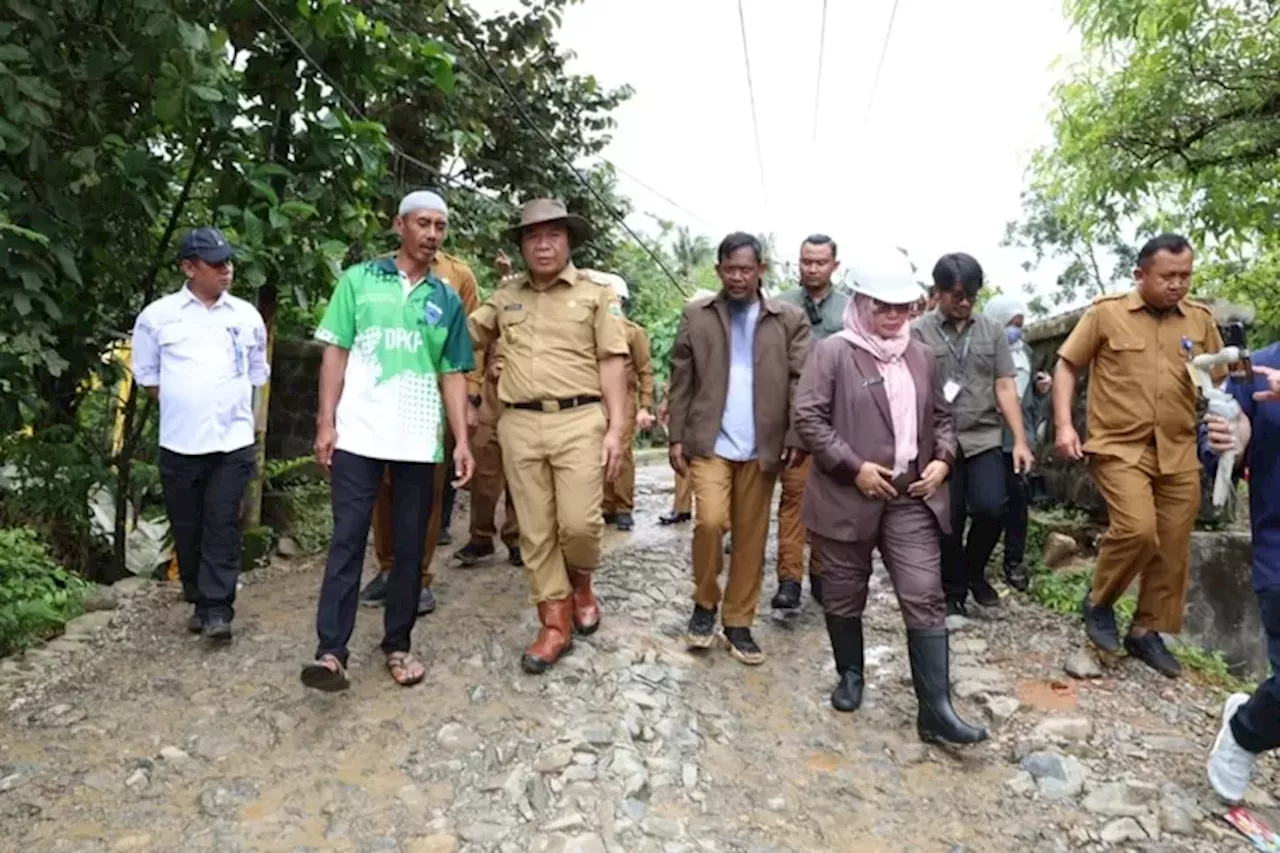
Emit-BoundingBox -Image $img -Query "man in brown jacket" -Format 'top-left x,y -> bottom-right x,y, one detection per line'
668,232 -> 811,665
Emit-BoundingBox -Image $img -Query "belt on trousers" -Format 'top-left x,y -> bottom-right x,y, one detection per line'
507,395 -> 601,413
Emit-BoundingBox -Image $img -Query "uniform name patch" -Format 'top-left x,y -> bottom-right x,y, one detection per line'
504,303 -> 523,311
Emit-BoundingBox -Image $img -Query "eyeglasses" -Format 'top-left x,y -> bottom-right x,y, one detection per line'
942,288 -> 974,305
871,301 -> 913,315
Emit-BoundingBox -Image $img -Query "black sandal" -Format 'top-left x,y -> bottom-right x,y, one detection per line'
301,654 -> 349,692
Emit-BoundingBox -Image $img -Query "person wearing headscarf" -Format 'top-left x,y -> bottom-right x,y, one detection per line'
793,248 -> 987,745
984,294 -> 1051,591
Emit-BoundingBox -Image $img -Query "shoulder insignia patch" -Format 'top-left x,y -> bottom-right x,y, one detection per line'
1092,292 -> 1127,304
608,301 -> 623,317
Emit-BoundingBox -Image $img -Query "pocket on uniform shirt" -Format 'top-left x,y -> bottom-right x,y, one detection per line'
1106,338 -> 1147,355
157,325 -> 191,348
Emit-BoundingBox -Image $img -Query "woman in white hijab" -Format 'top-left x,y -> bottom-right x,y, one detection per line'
984,295 -> 1051,591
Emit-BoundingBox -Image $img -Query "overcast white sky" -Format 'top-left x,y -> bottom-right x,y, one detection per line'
470,0 -> 1080,294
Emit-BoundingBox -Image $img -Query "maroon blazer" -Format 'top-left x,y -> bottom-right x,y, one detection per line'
792,336 -> 957,542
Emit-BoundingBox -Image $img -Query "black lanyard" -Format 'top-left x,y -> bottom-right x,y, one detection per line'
943,324 -> 973,373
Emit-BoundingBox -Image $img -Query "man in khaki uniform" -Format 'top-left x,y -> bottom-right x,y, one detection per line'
360,243 -> 482,614
592,272 -> 656,532
1054,233 -> 1224,678
469,198 -> 629,674
454,338 -> 522,567
657,380 -> 693,525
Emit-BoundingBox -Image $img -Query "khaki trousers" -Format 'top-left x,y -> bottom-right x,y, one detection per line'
1090,446 -> 1201,633
690,456 -> 777,628
372,434 -> 452,588
499,404 -> 607,603
673,470 -> 693,514
775,456 -> 817,582
469,421 -> 519,546
603,402 -> 637,515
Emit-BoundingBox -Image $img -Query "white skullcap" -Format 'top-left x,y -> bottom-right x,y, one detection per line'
398,190 -> 448,218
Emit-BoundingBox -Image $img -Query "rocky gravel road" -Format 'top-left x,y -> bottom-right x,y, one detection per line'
0,464 -> 1274,852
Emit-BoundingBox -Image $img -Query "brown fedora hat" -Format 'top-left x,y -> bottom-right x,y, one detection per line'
504,198 -> 592,247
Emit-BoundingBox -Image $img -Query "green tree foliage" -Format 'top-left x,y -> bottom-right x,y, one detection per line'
0,0 -> 634,577
1008,0 -> 1280,331
0,526 -> 90,656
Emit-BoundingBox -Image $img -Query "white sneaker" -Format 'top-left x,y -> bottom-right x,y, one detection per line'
1207,692 -> 1257,803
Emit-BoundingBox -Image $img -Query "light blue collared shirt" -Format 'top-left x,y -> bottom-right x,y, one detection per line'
714,300 -> 760,461
132,286 -> 269,455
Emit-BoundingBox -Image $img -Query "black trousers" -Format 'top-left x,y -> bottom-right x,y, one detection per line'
1003,451 -> 1030,569
158,445 -> 257,620
1231,589 -> 1280,753
941,447 -> 1007,602
315,450 -> 435,665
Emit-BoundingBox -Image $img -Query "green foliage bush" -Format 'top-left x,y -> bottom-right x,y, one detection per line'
266,455 -> 331,554
0,527 -> 90,656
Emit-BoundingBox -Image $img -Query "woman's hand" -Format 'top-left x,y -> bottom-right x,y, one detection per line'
855,461 -> 897,501
907,459 -> 950,499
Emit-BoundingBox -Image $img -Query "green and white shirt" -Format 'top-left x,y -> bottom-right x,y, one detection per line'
315,258 -> 475,463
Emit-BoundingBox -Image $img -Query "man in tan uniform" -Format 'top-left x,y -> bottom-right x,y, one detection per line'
454,338 -> 522,567
657,380 -> 693,525
469,198 -> 629,674
1054,233 -> 1224,678
359,245 -> 482,614
592,272 -> 656,532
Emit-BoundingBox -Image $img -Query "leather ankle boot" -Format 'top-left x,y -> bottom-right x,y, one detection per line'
824,614 -> 864,712
907,628 -> 988,745
567,570 -> 600,635
522,598 -> 574,674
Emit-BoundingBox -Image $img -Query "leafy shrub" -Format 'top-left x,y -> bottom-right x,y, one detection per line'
0,527 -> 91,656
265,456 -> 331,554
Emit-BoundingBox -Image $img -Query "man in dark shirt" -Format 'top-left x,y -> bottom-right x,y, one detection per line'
911,253 -> 1033,617
1203,351 -> 1280,803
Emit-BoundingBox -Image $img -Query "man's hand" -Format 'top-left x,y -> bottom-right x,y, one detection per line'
487,355 -> 504,382
783,447 -> 808,468
1011,441 -> 1035,474
1254,364 -> 1280,402
669,442 -> 688,477
1205,412 -> 1252,457
314,423 -> 338,471
495,252 -> 513,277
635,409 -> 656,431
855,461 -> 897,501
452,442 -> 476,489
602,429 -> 625,481
907,459 -> 949,499
1055,424 -> 1084,461
1034,371 -> 1052,396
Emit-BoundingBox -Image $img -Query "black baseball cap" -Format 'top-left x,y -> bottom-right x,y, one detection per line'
178,227 -> 238,264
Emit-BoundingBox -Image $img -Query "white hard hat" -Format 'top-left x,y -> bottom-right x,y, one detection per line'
847,248 -> 924,305
585,269 -> 629,300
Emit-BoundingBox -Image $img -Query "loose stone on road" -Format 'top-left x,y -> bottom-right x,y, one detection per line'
0,465 -> 1271,851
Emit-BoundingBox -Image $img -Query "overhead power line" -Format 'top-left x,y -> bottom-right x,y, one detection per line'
440,3 -> 690,296
737,0 -> 772,223
609,164 -> 720,231
865,0 -> 902,126
811,0 -> 829,147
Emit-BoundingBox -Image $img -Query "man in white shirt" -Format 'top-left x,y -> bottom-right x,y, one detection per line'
132,227 -> 269,643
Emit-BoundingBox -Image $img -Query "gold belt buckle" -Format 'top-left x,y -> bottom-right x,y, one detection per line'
541,399 -> 561,413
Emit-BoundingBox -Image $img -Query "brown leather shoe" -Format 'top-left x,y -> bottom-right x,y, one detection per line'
521,598 -> 574,674
568,570 -> 601,635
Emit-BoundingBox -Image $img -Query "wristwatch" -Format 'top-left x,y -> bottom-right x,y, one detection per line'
468,395 -> 482,408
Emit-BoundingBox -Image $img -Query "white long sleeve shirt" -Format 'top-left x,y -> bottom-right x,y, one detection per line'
131,286 -> 269,455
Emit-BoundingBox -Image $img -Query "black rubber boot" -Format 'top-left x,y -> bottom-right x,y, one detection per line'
907,628 -> 988,745
824,614 -> 864,712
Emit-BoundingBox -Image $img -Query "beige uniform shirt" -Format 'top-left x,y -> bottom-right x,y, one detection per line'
468,264 -> 629,404
623,319 -> 655,411
1057,290 -> 1224,474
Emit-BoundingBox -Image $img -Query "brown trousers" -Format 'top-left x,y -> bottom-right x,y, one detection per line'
1090,446 -> 1200,633
469,422 -> 519,546
499,404 -> 607,604
673,470 -> 693,514
372,437 -> 451,588
776,457 -> 818,582
603,402 -> 637,515
689,457 -> 777,628
812,497 -> 946,629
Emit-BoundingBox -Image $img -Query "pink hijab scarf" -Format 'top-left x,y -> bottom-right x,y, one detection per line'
836,294 -> 918,476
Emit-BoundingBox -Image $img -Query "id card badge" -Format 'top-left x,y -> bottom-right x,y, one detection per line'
943,379 -> 962,403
